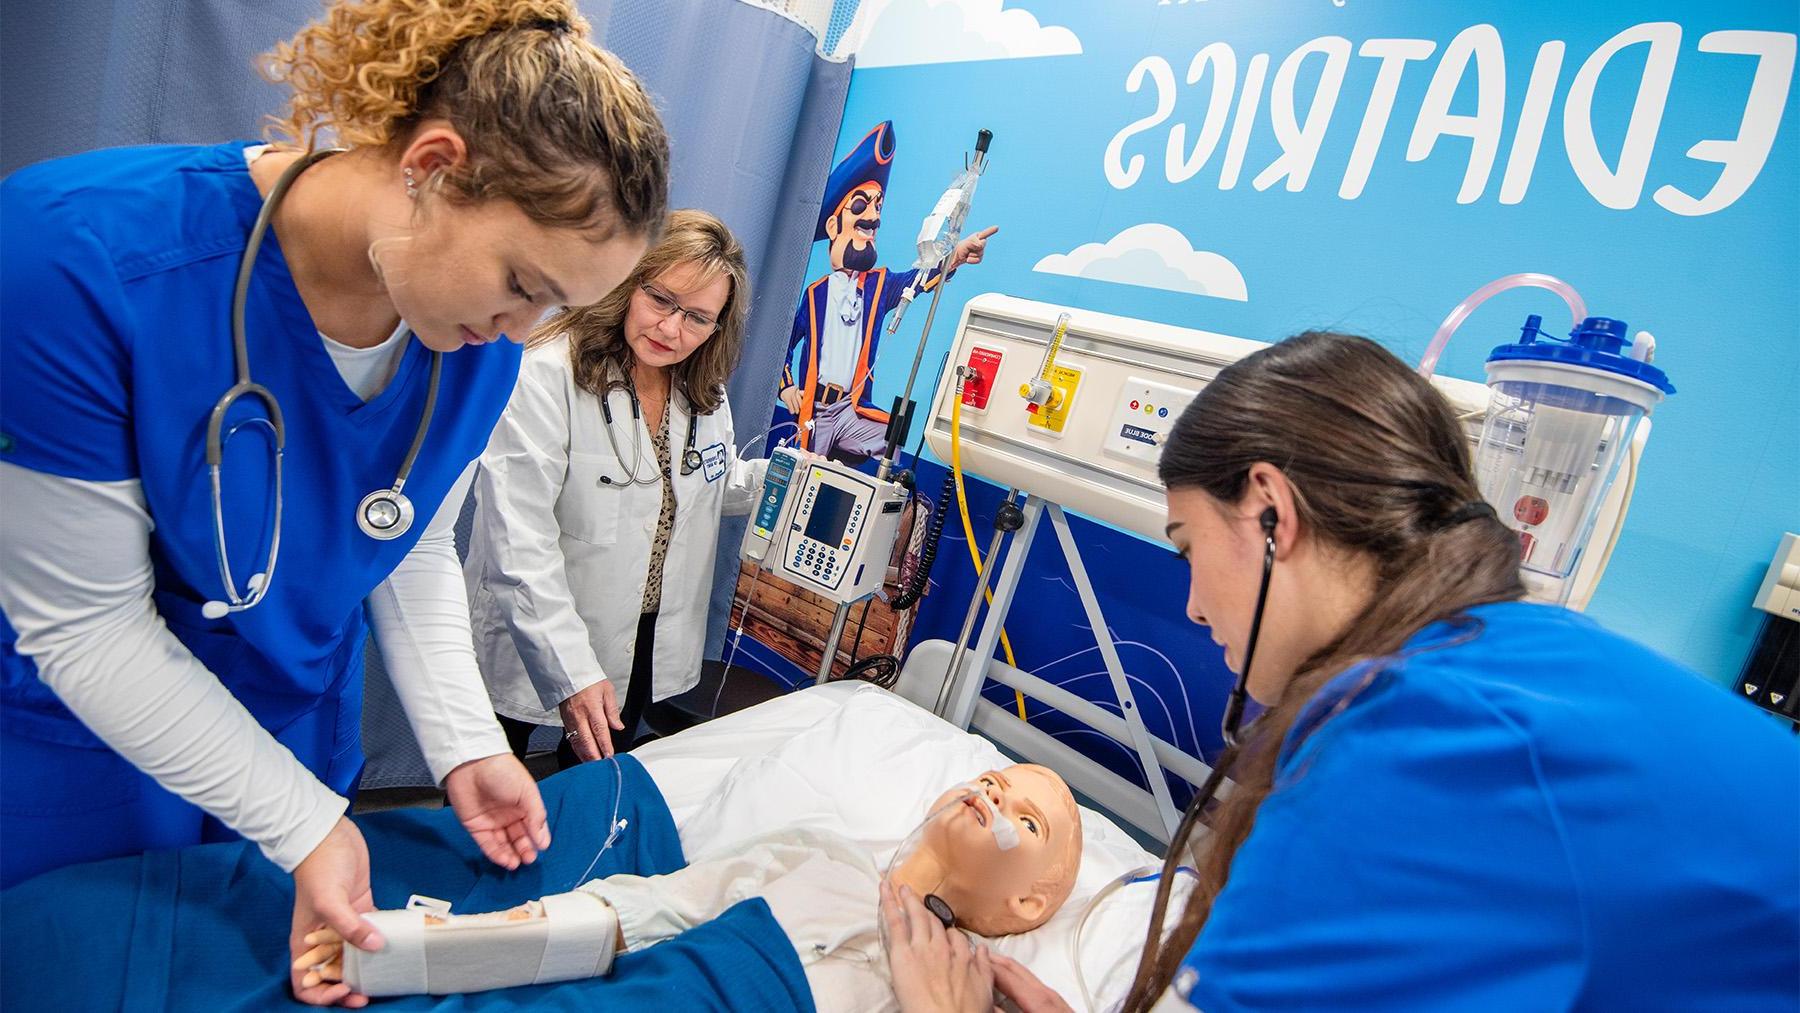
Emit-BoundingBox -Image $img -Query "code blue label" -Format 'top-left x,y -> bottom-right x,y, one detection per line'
1120,424 -> 1158,445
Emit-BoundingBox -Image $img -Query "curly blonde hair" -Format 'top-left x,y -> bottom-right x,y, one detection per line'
262,0 -> 668,234
532,209 -> 750,416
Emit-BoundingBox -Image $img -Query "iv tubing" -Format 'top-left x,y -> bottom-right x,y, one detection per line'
1416,273 -> 1586,378
950,382 -> 1028,721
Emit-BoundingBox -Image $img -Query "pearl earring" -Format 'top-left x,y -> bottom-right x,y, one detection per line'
404,166 -> 418,200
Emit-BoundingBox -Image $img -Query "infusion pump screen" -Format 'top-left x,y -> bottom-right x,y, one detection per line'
804,484 -> 857,545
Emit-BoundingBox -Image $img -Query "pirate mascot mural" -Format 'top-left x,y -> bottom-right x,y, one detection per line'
775,121 -> 997,466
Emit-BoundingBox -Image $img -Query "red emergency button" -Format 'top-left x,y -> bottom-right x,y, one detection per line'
1513,496 -> 1550,526
1130,400 -> 1140,410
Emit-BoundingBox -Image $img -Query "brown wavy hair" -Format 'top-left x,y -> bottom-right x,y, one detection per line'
262,0 -> 668,235
531,209 -> 750,415
1122,331 -> 1525,1009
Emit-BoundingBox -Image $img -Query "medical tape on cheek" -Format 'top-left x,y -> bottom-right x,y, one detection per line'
961,784 -> 1020,852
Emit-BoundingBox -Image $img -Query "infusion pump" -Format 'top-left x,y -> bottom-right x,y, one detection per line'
741,448 -> 909,604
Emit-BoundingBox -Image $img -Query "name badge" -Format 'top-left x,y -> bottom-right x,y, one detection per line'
701,442 -> 728,482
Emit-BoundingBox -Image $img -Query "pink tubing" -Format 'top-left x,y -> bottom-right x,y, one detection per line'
1417,273 -> 1587,378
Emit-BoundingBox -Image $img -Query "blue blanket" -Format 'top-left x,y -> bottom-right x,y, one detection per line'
1,756 -> 813,1012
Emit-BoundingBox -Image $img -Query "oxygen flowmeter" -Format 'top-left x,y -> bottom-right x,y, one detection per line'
1019,312 -> 1081,435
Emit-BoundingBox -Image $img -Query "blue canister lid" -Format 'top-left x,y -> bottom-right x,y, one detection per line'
1486,316 -> 1674,394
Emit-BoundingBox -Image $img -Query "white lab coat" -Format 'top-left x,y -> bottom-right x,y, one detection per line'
465,338 -> 766,725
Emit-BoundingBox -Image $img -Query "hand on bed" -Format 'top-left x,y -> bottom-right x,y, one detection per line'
880,880 -> 998,1013
445,754 -> 552,870
290,816 -> 378,1007
560,680 -> 625,760
990,952 -> 1075,1013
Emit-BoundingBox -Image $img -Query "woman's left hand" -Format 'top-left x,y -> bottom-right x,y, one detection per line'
880,880 -> 997,1013
991,952 -> 1076,1013
443,754 -> 551,870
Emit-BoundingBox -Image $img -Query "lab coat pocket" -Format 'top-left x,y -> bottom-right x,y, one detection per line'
558,451 -> 624,545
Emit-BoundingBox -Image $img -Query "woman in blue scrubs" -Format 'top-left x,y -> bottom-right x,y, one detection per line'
885,331 -> 1797,1011
0,0 -> 669,1005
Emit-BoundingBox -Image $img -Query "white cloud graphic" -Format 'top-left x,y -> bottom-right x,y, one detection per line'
1033,224 -> 1249,302
849,0 -> 1082,69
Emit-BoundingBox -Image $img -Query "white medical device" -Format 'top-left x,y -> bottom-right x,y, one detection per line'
923,294 -> 1650,609
1472,316 -> 1672,598
907,294 -> 1656,843
741,447 -> 909,605
1417,273 -> 1671,606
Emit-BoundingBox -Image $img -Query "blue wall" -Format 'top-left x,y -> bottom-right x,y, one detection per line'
800,0 -> 1798,684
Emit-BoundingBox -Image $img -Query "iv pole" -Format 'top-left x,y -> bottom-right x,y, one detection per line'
812,128 -> 992,685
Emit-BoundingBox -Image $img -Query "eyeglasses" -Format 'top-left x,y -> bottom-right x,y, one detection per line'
638,283 -> 719,336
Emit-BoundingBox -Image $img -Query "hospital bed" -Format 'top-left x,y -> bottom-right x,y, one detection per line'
633,679 -> 1184,1011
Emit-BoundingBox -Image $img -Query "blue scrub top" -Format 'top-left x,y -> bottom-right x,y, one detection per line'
0,142 -> 522,753
1167,602 -> 1798,1011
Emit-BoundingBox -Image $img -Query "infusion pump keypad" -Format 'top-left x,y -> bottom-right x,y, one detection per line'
785,472 -> 868,591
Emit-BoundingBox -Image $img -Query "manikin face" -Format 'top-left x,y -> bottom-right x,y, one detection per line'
622,260 -> 730,371
378,195 -> 646,354
824,183 -> 882,273
915,764 -> 1079,934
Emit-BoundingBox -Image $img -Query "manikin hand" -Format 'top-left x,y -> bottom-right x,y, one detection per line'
292,906 -> 543,993
290,816 -> 380,1007
444,754 -> 551,870
950,225 -> 999,272
559,680 -> 625,760
778,385 -> 803,415
880,880 -> 997,1013
990,952 -> 1075,1013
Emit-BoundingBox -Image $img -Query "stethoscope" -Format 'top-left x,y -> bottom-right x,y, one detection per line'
595,378 -> 703,487
202,148 -> 443,620
1219,506 -> 1278,750
1132,506 -> 1278,970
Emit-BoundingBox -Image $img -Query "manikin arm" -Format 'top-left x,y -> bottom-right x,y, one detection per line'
295,893 -> 622,997
293,827 -> 879,997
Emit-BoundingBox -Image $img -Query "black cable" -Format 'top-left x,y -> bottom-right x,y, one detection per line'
835,514 -> 905,690
849,598 -> 873,666
890,470 -> 954,610
1127,750 -> 1236,1009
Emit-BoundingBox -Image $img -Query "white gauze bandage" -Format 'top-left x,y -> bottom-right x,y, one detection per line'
963,783 -> 1020,851
342,891 -> 618,996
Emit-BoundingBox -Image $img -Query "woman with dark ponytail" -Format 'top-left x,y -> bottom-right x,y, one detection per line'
1,1 -> 670,1005
892,331 -> 1797,1011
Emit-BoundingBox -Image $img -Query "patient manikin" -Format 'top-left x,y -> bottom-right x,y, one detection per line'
295,764 -> 1081,1008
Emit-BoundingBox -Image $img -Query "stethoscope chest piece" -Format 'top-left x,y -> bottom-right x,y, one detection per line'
682,446 -> 704,475
357,487 -> 415,540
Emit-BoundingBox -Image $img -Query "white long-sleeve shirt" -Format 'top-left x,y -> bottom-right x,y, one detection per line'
580,825 -> 895,1011
0,330 -> 506,872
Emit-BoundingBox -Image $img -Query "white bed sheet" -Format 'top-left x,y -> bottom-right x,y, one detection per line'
632,681 -> 1189,1012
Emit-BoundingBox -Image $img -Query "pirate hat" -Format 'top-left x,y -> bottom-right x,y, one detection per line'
814,121 -> 895,242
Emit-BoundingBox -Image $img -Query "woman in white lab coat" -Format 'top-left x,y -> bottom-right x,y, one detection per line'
465,210 -> 766,763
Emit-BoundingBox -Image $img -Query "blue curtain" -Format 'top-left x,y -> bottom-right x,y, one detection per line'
1,0 -> 851,789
